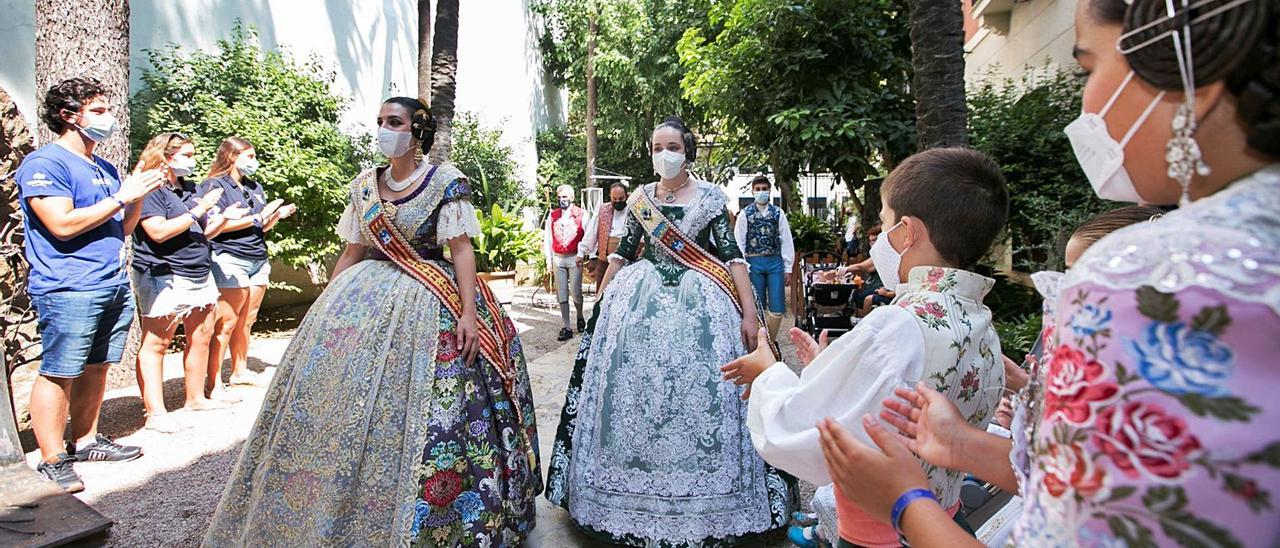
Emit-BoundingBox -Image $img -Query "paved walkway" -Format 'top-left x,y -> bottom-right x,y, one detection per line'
20,289 -> 805,546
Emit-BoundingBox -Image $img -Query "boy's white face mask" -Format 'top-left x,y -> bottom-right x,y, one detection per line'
870,220 -> 911,288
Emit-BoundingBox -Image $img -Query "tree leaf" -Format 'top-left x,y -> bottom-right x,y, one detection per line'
1190,304 -> 1231,337
1136,286 -> 1180,323
1178,393 -> 1260,422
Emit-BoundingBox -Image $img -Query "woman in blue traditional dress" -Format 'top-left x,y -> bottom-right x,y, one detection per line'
203,97 -> 541,547
545,116 -> 796,546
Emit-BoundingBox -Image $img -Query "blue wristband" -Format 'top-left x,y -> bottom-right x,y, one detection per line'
890,488 -> 937,536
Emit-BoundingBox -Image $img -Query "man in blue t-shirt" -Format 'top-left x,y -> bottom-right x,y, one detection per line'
15,78 -> 162,492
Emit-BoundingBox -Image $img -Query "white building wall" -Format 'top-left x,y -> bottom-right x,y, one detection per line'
964,0 -> 1079,85
0,0 -> 563,184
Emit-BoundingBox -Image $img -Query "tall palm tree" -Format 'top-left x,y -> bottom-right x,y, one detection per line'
584,0 -> 599,187
428,0 -> 460,164
417,0 -> 432,101
909,0 -> 968,149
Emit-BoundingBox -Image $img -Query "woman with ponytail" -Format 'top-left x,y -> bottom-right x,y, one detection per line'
204,97 -> 541,546
814,0 -> 1280,545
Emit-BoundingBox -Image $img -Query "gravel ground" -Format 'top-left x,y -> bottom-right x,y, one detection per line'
17,286 -> 815,547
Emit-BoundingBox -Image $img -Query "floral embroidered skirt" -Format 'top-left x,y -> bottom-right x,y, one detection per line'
545,262 -> 795,546
203,260 -> 541,547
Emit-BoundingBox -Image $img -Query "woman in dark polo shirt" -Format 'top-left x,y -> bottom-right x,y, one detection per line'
132,133 -> 250,432
198,137 -> 295,396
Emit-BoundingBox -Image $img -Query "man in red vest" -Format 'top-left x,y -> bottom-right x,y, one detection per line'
544,184 -> 587,341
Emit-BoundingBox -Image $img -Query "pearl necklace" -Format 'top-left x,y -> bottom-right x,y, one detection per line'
660,177 -> 691,203
384,162 -> 427,192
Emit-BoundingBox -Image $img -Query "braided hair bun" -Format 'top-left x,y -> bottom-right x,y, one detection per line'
383,96 -> 437,155
1119,0 -> 1280,155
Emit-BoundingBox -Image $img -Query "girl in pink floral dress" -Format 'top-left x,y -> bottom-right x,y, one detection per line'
809,0 -> 1280,546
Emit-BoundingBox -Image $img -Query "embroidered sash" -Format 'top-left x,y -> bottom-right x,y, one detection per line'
629,191 -> 782,360
356,168 -> 523,418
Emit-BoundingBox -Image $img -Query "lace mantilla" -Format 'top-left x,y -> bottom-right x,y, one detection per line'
436,200 -> 481,245
1062,164 -> 1280,316
634,178 -> 729,236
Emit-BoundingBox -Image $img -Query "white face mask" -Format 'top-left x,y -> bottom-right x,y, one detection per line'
236,155 -> 260,176
652,150 -> 686,180
169,155 -> 196,177
71,111 -> 117,142
870,220 -> 910,289
754,191 -> 770,205
1063,71 -> 1165,203
377,127 -> 414,158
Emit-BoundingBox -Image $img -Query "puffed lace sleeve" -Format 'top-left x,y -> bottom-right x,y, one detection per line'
435,177 -> 482,245
336,201 -> 367,245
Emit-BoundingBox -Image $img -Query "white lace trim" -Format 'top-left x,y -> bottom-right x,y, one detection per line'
435,200 -> 481,245
335,201 -> 366,245
726,257 -> 748,267
1062,164 -> 1280,316
605,252 -> 628,265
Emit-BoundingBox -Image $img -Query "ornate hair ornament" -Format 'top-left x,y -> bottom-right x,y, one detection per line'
1118,0 -> 1257,205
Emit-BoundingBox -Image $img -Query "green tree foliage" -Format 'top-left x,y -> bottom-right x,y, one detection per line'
450,112 -> 522,211
533,0 -> 712,184
677,0 -> 916,213
129,24 -> 374,269
968,69 -> 1112,272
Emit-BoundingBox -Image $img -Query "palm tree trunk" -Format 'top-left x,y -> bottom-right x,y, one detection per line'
416,0 -> 432,101
584,0 -> 600,188
1,85 -> 37,379
428,0 -> 460,164
908,0 -> 967,149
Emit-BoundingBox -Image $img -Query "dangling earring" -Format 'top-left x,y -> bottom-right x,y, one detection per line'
1165,102 -> 1210,206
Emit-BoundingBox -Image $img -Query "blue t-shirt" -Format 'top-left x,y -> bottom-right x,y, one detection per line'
132,180 -> 212,279
15,143 -> 127,296
198,174 -> 268,261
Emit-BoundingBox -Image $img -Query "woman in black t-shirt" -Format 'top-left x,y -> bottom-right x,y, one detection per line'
131,133 -> 249,432
198,137 -> 295,395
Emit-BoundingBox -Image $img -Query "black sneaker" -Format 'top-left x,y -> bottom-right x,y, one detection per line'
577,317 -> 586,333
557,328 -> 574,341
37,454 -> 84,493
69,434 -> 142,462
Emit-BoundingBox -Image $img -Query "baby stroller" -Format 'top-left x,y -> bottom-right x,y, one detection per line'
794,251 -> 858,339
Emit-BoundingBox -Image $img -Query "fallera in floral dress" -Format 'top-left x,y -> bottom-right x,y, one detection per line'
1010,164 -> 1280,546
203,163 -> 541,547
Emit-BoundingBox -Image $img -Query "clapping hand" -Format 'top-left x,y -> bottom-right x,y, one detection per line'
878,383 -> 972,470
221,202 -> 250,220
277,203 -> 298,219
817,415 -> 929,524
196,187 -> 224,212
117,169 -> 165,203
790,327 -> 829,366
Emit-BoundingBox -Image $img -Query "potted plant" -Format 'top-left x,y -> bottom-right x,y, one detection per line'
473,203 -> 541,303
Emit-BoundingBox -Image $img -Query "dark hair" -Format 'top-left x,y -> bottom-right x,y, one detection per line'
867,224 -> 884,238
608,181 -> 628,196
1070,205 -> 1164,247
883,147 -> 1008,268
1090,0 -> 1280,156
41,77 -> 107,134
654,115 -> 697,162
750,175 -> 772,190
382,97 -> 437,155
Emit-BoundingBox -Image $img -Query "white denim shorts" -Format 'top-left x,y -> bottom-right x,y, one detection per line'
130,269 -> 220,319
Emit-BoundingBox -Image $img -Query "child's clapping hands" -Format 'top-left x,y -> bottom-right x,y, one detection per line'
721,327 -> 774,400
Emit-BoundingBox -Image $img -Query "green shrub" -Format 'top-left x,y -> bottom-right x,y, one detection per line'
994,312 -> 1043,361
788,212 -> 839,254
969,69 -> 1113,272
452,112 -> 523,211
473,204 -> 541,272
129,23 -> 375,269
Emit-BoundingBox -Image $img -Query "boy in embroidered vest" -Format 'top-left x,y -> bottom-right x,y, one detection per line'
722,148 -> 1009,548
544,184 -> 587,341
734,175 -> 795,341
